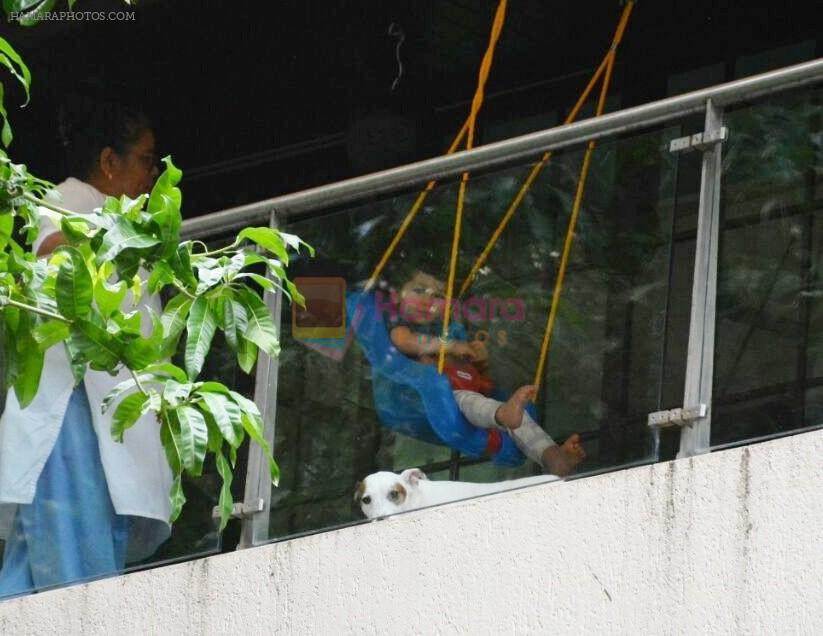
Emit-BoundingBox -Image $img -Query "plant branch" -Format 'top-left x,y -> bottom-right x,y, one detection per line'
20,192 -> 77,218
4,298 -> 71,322
198,238 -> 240,258
130,369 -> 149,397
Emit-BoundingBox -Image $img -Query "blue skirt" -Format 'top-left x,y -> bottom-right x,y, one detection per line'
0,383 -> 129,599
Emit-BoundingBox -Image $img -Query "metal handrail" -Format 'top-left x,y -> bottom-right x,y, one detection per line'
181,57 -> 823,239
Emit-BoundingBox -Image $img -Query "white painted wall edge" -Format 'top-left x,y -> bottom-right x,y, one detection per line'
2,429 -> 822,636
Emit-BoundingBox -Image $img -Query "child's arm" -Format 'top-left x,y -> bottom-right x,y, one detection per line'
390,326 -> 476,359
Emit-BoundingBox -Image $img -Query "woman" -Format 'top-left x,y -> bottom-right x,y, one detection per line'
0,97 -> 173,598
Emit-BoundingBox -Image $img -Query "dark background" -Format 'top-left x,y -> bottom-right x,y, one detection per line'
0,0 -> 820,218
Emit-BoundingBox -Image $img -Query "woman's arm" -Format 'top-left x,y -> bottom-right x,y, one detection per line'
36,232 -> 66,258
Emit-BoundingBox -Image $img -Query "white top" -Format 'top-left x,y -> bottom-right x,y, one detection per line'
0,178 -> 172,560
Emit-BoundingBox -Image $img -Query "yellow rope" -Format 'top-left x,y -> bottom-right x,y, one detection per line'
532,3 -> 631,396
365,119 -> 470,292
437,0 -> 508,373
459,0 -> 635,298
458,54 -> 611,297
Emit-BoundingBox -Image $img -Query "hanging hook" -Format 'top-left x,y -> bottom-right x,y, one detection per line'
388,22 -> 405,93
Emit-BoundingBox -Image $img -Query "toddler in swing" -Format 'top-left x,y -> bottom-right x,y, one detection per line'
387,269 -> 585,477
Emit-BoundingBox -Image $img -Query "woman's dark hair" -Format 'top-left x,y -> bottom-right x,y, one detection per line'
58,94 -> 152,180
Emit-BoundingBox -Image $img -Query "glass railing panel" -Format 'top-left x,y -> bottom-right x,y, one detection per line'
712,85 -> 823,447
262,124 -> 690,541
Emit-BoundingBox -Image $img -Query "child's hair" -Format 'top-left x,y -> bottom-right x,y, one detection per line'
384,262 -> 442,290
58,94 -> 152,180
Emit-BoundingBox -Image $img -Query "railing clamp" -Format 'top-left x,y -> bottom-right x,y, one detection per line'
211,498 -> 265,521
669,127 -> 728,153
648,404 -> 707,429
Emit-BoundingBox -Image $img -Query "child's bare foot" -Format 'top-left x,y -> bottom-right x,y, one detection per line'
494,385 -> 536,430
542,433 -> 586,477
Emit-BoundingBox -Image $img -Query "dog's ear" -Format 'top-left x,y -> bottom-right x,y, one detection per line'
353,481 -> 364,503
400,468 -> 428,488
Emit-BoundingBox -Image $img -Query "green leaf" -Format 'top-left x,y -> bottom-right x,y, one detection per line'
228,390 -> 261,418
168,474 -> 186,524
113,248 -> 142,281
112,309 -> 142,336
0,36 -> 32,104
162,380 -> 193,408
196,264 -> 224,294
215,450 -> 234,533
147,261 -> 174,294
143,362 -> 188,383
184,296 -> 217,380
236,334 -> 257,374
142,390 -> 162,414
123,310 -> 163,370
0,212 -> 13,249
117,193 -> 147,221
148,156 -> 182,214
55,246 -> 93,319
1,116 -> 10,148
197,381 -> 231,394
60,216 -> 95,243
236,286 -> 279,359
94,276 -> 128,318
196,391 -> 242,448
160,415 -> 182,474
168,243 -> 198,289
222,294 -> 247,352
64,337 -> 88,385
13,335 -> 43,407
10,0 -> 57,27
235,272 -> 276,291
102,375 -> 143,413
279,231 -> 315,256
70,319 -> 124,371
161,294 -> 192,341
237,227 -> 289,264
97,216 -> 160,264
111,392 -> 148,442
30,320 -> 70,350
224,251 -> 246,280
176,405 -> 208,476
241,413 -> 280,486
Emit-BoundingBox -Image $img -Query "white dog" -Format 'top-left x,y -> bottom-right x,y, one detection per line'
354,468 -> 558,519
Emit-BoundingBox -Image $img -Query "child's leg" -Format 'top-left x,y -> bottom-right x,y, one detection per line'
452,390 -> 500,430
508,418 -> 556,465
452,389 -> 557,463
509,421 -> 585,476
453,388 -> 585,476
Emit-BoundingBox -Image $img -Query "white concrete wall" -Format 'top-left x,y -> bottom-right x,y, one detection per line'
2,429 -> 822,636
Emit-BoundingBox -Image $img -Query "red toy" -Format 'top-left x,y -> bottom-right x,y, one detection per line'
443,360 -> 494,395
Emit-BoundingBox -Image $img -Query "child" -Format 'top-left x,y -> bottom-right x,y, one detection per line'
388,270 -> 585,476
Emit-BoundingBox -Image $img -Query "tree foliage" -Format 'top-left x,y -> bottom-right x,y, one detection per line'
0,34 -> 310,530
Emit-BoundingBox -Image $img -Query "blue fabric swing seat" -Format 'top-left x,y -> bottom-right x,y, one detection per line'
346,291 -> 525,467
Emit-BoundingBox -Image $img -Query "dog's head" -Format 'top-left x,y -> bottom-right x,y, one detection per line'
354,468 -> 428,519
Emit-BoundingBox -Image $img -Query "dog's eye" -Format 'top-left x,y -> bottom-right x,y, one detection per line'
388,490 -> 400,501
361,496 -> 371,505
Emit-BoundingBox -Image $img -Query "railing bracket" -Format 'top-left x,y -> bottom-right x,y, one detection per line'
669,127 -> 728,153
211,498 -> 265,521
648,404 -> 707,429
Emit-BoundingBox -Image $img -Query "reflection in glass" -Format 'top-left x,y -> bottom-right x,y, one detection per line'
713,88 -> 823,446
268,126 -> 682,540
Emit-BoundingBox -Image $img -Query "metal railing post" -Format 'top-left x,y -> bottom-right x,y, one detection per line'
238,209 -> 282,548
678,100 -> 724,457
